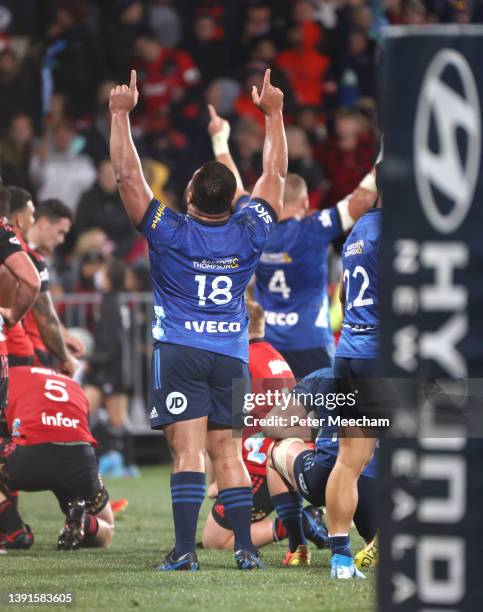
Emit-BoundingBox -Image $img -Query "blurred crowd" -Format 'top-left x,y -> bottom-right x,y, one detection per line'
0,0 -> 480,294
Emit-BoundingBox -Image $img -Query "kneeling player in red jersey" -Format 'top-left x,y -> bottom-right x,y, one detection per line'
202,300 -> 326,552
0,367 -> 114,551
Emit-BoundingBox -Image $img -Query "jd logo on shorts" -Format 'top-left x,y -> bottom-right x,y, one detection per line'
166,392 -> 188,415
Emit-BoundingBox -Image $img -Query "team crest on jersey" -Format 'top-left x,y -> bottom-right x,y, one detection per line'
318,209 -> 333,228
260,252 -> 292,264
192,256 -> 239,271
345,240 -> 364,256
151,202 -> 167,229
268,359 -> 292,376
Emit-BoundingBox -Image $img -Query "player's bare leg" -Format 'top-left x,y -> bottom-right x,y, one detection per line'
86,503 -> 115,548
202,511 -> 282,550
325,429 -> 376,578
206,427 -> 263,569
154,418 -> 207,571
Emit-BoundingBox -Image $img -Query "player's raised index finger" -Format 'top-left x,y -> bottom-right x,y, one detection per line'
263,68 -> 271,87
207,104 -> 217,120
130,69 -> 137,90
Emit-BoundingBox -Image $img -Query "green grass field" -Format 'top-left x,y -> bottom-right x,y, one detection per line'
1,467 -> 375,611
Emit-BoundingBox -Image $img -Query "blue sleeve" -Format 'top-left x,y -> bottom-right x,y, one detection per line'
233,194 -> 251,213
306,207 -> 343,243
136,199 -> 181,248
235,197 -> 278,250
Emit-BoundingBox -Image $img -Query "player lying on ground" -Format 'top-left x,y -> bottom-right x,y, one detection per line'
207,105 -> 379,379
110,69 -> 287,571
202,299 -> 327,552
0,367 -> 114,551
264,367 -> 378,569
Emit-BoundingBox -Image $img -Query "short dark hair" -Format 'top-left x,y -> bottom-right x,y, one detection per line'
35,199 -> 73,223
105,258 -> 126,292
0,186 -> 11,217
191,161 -> 236,215
7,186 -> 33,215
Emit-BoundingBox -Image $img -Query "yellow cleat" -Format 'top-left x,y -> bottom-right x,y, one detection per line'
283,544 -> 311,567
355,537 -> 378,571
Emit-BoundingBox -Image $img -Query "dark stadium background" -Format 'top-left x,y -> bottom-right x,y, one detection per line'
0,0 -> 481,464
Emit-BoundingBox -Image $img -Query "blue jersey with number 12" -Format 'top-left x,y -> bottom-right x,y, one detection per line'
336,208 -> 381,359
138,198 -> 277,363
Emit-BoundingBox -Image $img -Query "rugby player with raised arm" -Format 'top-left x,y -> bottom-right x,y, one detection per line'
110,69 -> 287,570
207,105 -> 379,378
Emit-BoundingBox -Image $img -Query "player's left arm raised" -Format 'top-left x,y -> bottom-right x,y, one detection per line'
110,70 -> 153,226
336,167 -> 378,232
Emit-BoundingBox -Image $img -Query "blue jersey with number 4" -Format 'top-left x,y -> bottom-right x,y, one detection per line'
253,207 -> 343,351
336,208 -> 381,359
138,198 -> 277,362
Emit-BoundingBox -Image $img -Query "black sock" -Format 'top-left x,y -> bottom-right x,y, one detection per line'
171,472 -> 206,557
0,498 -> 24,535
271,491 -> 306,552
218,487 -> 255,553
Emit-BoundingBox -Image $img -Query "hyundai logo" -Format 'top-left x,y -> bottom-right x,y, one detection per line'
414,49 -> 480,234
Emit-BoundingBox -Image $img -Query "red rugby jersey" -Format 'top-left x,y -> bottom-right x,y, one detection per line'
22,246 -> 49,353
6,366 -> 97,446
0,221 -> 23,360
242,339 -> 296,476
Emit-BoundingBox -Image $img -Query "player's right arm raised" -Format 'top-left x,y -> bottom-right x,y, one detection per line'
250,69 -> 287,219
109,70 -> 153,226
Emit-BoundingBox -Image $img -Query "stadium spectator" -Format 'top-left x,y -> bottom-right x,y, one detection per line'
102,0 -> 146,83
0,47 -> 38,133
275,22 -> 334,108
42,0 -> 106,118
83,258 -> 136,478
133,31 -> 201,133
29,120 -> 96,213
81,81 -> 115,165
75,159 -> 136,259
315,109 -> 376,207
186,14 -> 226,84
0,114 -> 36,194
286,126 -> 323,198
147,0 -> 182,49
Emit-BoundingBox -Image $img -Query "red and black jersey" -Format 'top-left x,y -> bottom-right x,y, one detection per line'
242,339 -> 296,476
22,245 -> 49,353
0,221 -> 23,362
6,237 -> 48,358
5,366 -> 97,447
0,221 -> 22,264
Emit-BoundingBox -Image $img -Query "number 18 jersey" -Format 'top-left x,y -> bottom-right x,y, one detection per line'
138,198 -> 277,363
336,208 -> 381,360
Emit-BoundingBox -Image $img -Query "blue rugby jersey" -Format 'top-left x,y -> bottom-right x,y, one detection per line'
138,198 -> 277,362
293,368 -> 378,478
336,208 -> 381,360
253,208 -> 343,351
